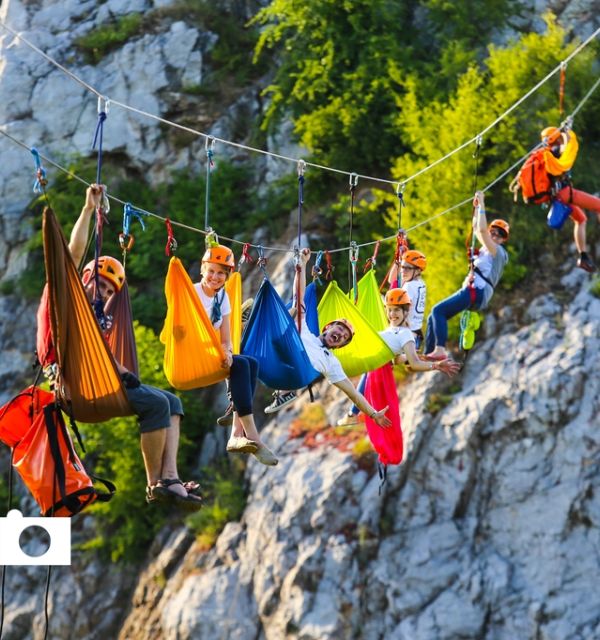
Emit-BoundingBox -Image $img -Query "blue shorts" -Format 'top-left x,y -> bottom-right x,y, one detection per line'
125,384 -> 183,433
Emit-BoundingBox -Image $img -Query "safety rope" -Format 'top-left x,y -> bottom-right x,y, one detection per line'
164,218 -> 177,256
465,136 -> 483,307
559,61 -> 567,117
295,160 -> 306,332
1,69 -> 599,259
204,136 -> 215,231
2,19 -> 597,189
348,173 -> 358,294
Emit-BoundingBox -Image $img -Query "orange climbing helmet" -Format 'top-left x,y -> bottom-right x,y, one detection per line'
489,219 -> 510,239
385,288 -> 411,307
82,256 -> 126,292
202,244 -> 235,269
322,318 -> 355,342
541,126 -> 562,146
402,250 -> 427,272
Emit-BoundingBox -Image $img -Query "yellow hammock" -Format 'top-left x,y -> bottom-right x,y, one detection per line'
354,269 -> 388,332
42,206 -> 132,423
317,280 -> 394,377
225,271 -> 242,354
161,257 -> 229,390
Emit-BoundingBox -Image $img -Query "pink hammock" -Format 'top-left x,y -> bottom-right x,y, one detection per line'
364,363 -> 403,465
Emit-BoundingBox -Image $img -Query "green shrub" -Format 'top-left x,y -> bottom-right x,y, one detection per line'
74,14 -> 143,64
185,463 -> 247,550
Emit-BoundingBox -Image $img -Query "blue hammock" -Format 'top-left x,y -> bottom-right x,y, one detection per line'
286,280 -> 320,337
242,278 -> 320,389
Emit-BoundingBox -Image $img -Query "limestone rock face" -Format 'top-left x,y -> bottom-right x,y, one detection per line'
116,273 -> 599,640
1,1 -> 600,639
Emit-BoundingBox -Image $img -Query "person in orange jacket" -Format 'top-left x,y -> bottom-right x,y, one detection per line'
541,125 -> 600,272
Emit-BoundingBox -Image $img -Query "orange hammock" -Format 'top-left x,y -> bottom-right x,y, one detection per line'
41,206 -> 132,423
160,257 -> 229,390
225,271 -> 242,354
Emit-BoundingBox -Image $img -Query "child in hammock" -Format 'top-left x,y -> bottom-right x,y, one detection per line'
194,245 -> 278,466
336,288 -> 460,426
264,248 -> 392,428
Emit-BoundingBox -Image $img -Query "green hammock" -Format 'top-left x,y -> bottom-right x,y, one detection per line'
353,269 -> 388,332
317,280 -> 393,377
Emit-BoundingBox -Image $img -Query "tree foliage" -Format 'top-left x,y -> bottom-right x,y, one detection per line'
252,0 -> 522,173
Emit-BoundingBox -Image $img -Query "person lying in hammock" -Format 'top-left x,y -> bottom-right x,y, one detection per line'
264,248 -> 392,428
424,190 -> 509,360
337,288 -> 461,426
39,184 -> 202,511
194,245 -> 278,466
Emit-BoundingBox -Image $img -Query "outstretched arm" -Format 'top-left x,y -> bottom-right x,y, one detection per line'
402,341 -> 461,376
292,247 -> 311,315
69,184 -> 104,268
472,190 -> 497,257
333,377 -> 392,428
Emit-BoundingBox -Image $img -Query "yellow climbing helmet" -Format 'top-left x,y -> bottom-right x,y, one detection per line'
83,256 -> 125,292
402,250 -> 427,272
385,288 -> 411,307
202,244 -> 235,269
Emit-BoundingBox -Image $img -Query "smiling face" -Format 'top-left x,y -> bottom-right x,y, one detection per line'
321,322 -> 353,349
201,262 -> 230,295
386,304 -> 410,328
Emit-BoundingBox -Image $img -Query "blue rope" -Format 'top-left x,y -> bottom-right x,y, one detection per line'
30,147 -> 47,193
122,202 -> 147,236
91,110 -> 107,185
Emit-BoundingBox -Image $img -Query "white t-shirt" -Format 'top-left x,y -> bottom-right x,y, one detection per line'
194,283 -> 231,330
299,320 -> 347,384
402,279 -> 426,332
379,326 -> 415,356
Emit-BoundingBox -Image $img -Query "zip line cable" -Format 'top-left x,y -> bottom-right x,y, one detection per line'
0,19 -> 598,189
399,25 -> 600,188
0,58 -> 599,258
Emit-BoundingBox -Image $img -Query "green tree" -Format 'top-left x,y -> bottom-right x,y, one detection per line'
252,0 -> 522,173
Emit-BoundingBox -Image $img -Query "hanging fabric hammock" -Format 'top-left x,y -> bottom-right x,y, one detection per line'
103,281 -> 139,376
241,277 -> 320,390
317,281 -> 394,377
354,269 -> 388,332
303,280 -> 321,336
225,271 -> 242,354
39,206 -> 132,423
160,257 -> 228,390
364,363 -> 403,465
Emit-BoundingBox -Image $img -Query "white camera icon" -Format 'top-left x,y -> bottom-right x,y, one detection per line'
0,510 -> 71,566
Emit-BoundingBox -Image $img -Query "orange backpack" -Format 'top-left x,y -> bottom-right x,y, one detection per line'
509,148 -> 552,204
0,387 -> 115,517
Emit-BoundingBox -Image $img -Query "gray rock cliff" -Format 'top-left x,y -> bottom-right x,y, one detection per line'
0,1 -> 599,639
